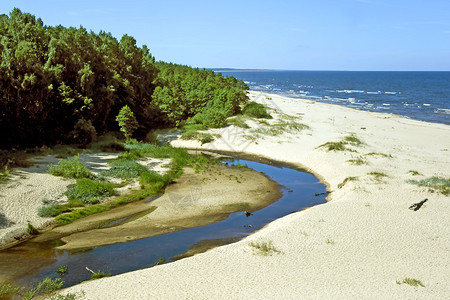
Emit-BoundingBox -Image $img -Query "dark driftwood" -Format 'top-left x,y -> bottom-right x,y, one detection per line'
409,199 -> 428,211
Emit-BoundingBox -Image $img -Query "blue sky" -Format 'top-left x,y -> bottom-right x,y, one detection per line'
2,0 -> 450,70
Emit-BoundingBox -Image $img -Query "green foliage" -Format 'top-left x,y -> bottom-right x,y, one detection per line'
65,178 -> 116,204
408,176 -> 450,196
55,205 -> 109,225
249,241 -> 281,256
27,222 -> 39,235
242,102 -> 272,119
35,277 -> 64,294
49,155 -> 94,179
0,282 -> 20,298
152,62 -> 248,126
116,105 -> 139,140
0,166 -> 10,184
56,265 -> 68,276
90,271 -> 111,280
102,159 -> 148,179
38,204 -> 69,217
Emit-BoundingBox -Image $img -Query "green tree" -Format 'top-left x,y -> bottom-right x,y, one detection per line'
116,105 -> 138,139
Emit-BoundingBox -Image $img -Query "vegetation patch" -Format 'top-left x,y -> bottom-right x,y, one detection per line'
90,270 -> 111,280
368,171 -> 389,182
101,159 -> 148,179
65,178 -> 116,204
338,176 -> 358,189
317,134 -> 363,152
242,102 -> 272,119
396,278 -> 425,287
407,176 -> 450,196
365,152 -> 393,158
227,115 -> 250,128
347,157 -> 368,165
408,170 -> 422,176
49,155 -> 94,179
249,240 -> 281,256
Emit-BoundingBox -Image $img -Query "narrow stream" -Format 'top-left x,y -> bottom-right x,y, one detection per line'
6,157 -> 327,289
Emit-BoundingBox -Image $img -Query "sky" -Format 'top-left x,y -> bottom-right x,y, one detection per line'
1,0 -> 450,71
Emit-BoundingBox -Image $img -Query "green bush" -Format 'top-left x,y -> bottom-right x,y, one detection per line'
49,156 -> 93,179
35,277 -> 63,294
65,178 -> 115,204
242,102 -> 272,119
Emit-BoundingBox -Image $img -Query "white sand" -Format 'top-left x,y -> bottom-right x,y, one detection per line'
59,91 -> 449,299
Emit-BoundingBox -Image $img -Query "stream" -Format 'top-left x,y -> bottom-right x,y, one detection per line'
2,156 -> 328,289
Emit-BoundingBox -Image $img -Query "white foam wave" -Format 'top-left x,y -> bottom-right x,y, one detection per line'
434,108 -> 450,115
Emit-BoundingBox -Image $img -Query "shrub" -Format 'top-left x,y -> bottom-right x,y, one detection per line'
139,171 -> 166,185
35,277 -> 63,294
65,178 -> 115,204
242,102 -> 272,119
49,156 -> 93,179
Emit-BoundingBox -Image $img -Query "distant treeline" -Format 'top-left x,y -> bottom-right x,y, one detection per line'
0,9 -> 248,149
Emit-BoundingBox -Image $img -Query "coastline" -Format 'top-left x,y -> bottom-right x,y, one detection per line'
60,91 -> 449,299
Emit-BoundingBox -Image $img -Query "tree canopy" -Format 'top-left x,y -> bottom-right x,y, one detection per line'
0,9 -> 248,149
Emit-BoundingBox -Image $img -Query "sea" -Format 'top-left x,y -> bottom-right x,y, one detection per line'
216,70 -> 450,125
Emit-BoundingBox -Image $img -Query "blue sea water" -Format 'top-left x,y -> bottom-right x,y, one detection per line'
217,70 -> 450,125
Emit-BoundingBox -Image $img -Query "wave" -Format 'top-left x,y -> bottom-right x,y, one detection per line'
335,90 -> 365,94
434,108 -> 450,115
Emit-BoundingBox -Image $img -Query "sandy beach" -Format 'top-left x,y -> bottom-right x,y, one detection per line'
55,91 -> 450,299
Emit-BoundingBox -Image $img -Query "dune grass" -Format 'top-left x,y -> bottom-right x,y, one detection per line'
338,176 -> 358,188
249,240 -> 281,256
408,176 -> 450,196
242,102 -> 272,119
317,134 -> 363,152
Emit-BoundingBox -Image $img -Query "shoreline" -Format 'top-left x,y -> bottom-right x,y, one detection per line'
60,91 -> 450,299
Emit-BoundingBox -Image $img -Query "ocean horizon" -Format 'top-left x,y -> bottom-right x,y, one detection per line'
215,70 -> 450,125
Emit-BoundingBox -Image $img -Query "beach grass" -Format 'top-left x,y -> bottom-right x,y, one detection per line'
317,134 -> 362,152
347,157 -> 368,165
249,240 -> 281,256
338,176 -> 358,188
397,277 -> 425,287
407,176 -> 450,196
368,171 -> 389,182
242,102 -> 272,119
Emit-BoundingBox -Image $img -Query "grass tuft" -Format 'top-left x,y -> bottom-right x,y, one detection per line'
90,271 -> 111,280
407,176 -> 450,196
368,171 -> 389,182
347,157 -> 368,165
338,176 -> 358,188
408,170 -> 422,176
397,277 -> 425,287
249,240 -> 281,256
